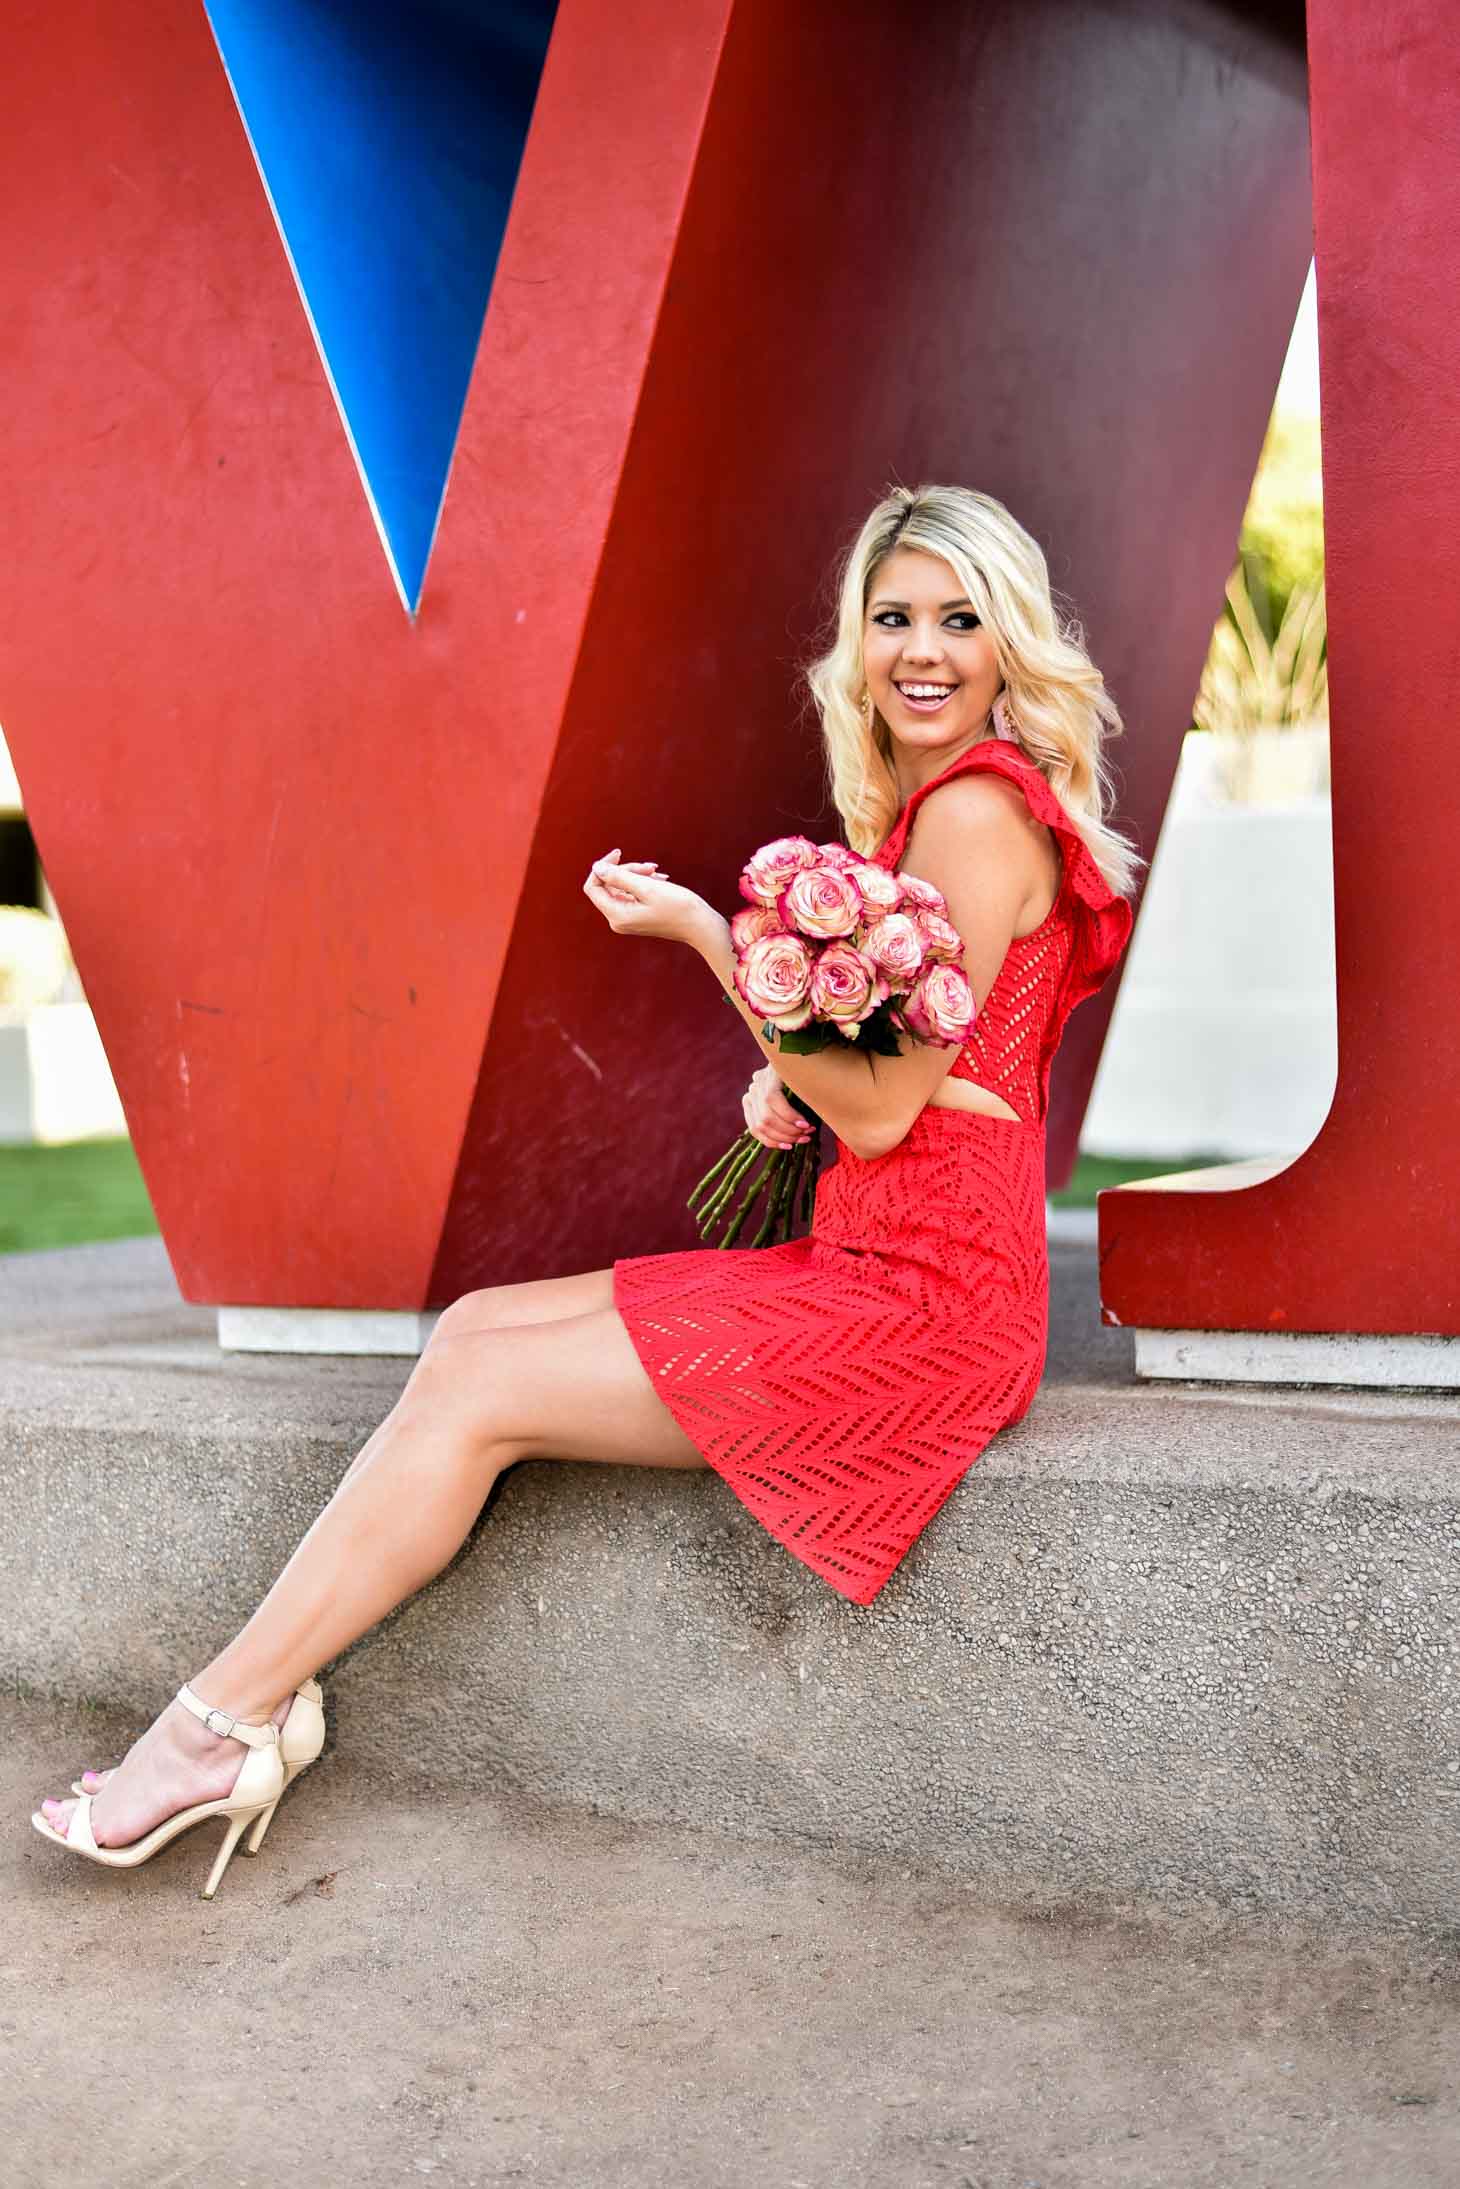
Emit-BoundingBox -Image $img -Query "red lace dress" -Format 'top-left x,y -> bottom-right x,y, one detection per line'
613,738 -> 1134,1605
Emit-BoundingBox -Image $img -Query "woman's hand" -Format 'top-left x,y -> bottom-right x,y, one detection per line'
583,849 -> 718,948
742,1062 -> 816,1151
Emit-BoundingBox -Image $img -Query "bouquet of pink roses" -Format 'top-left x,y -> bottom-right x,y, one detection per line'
688,836 -> 978,1248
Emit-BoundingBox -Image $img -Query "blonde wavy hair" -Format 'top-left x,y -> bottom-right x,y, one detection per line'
805,484 -> 1144,898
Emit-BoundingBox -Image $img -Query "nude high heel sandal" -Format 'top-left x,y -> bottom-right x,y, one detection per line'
70,1678 -> 327,1847
241,1676 -> 326,1856
31,1684 -> 285,1901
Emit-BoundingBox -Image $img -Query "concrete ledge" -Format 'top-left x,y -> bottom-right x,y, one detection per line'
1134,1326 -> 1460,1388
218,1304 -> 443,1355
4,1237 -> 1458,1931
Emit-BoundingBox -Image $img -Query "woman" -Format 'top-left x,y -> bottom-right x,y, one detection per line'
31,483 -> 1141,1895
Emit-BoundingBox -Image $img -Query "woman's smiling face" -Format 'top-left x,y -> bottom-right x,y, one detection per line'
863,548 -> 1002,763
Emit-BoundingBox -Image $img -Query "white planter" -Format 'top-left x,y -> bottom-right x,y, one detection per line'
0,1002 -> 128,1145
1082,729 -> 1337,1162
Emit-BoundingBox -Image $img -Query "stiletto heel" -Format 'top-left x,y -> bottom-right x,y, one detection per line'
203,1808 -> 256,1900
244,1796 -> 281,1857
31,1683 -> 285,1900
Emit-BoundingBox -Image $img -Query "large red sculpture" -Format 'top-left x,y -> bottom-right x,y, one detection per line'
1099,0 -> 1460,1350
2,0 -> 1312,1314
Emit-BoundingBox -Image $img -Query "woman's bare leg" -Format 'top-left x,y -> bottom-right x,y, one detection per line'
432,1267 -> 618,1334
72,1269 -> 622,1796
326,1268 -> 619,1497
40,1295 -> 706,1847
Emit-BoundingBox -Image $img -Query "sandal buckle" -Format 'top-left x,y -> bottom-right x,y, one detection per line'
201,1706 -> 236,1740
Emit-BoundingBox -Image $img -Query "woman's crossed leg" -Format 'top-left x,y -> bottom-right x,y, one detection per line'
38,1269 -> 706,1848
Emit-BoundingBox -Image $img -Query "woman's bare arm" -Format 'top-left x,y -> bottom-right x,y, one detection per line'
687,776 -> 1038,1160
686,908 -> 952,1159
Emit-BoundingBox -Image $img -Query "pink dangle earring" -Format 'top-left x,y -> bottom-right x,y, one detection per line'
991,688 -> 1021,742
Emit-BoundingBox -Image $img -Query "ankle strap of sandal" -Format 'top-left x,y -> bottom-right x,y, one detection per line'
175,1683 -> 281,1748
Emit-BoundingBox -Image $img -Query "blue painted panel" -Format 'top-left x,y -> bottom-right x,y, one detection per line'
204,0 -> 558,611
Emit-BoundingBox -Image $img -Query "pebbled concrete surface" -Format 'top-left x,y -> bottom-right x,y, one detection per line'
6,1698 -> 1459,2189
3,1239 -> 1459,1930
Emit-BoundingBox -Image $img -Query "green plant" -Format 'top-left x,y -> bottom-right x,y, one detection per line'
1193,404 -> 1327,739
1192,556 -> 1327,737
1240,411 -> 1324,610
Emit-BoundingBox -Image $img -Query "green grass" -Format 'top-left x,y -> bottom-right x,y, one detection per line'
1050,1151 -> 1229,1208
0,1136 -> 1230,1253
0,1137 -> 159,1253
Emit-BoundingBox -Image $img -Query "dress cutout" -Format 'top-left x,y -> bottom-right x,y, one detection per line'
613,737 -> 1134,1604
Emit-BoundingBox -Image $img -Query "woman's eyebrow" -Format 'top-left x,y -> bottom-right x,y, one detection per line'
869,597 -> 973,611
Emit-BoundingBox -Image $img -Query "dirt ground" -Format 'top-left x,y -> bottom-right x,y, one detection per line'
5,1696 -> 1457,2189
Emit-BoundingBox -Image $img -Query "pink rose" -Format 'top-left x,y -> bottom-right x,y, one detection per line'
862,912 -> 926,988
850,862 -> 903,914
780,864 -> 863,940
734,932 -> 815,1030
730,904 -> 785,952
817,842 -> 861,872
896,870 -> 948,918
809,941 -> 885,1036
916,911 -> 963,964
900,965 -> 977,1045
739,836 -> 820,906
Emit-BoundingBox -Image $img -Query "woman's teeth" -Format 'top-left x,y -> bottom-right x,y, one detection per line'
896,683 -> 957,711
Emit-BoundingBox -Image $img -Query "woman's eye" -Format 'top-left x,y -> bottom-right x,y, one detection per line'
871,610 -> 980,630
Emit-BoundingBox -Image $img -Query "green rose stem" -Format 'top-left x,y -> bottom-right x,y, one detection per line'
690,1134 -> 764,1227
783,1144 -> 807,1225
688,996 -> 827,1248
708,1144 -> 778,1248
686,1134 -> 753,1214
750,1144 -> 797,1248
687,1116 -> 823,1250
693,1138 -> 772,1236
795,1134 -> 821,1229
689,1131 -> 759,1212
